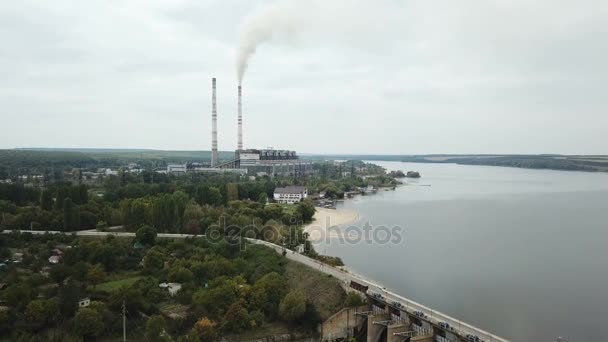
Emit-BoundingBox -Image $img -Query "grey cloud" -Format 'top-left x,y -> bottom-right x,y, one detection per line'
0,0 -> 606,154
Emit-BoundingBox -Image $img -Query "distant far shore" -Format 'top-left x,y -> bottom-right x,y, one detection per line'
305,154 -> 608,173
304,207 -> 360,241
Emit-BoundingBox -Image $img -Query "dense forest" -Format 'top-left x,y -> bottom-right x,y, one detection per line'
0,232 -> 362,341
0,149 -> 235,179
0,151 -> 398,340
0,174 -> 316,251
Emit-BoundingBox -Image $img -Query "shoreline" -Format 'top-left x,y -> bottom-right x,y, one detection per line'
303,207 -> 360,241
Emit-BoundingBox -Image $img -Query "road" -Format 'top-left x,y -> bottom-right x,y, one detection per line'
3,229 -> 509,342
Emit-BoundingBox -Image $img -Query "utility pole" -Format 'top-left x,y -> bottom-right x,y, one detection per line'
122,300 -> 126,342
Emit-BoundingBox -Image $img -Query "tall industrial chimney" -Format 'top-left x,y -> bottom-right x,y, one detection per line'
211,78 -> 218,167
237,85 -> 243,151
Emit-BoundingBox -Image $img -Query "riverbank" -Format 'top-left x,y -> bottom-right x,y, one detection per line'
304,207 -> 359,241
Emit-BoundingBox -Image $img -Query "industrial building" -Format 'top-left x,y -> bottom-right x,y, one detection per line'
166,164 -> 187,174
208,77 -> 312,177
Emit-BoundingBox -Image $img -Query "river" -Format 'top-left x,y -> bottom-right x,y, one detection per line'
313,161 -> 608,341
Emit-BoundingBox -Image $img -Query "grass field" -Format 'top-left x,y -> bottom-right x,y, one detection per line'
285,260 -> 346,320
96,276 -> 143,292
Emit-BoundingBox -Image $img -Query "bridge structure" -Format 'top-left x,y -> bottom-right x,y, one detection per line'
3,229 -> 509,342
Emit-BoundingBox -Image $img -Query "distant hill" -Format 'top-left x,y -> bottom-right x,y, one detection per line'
4,149 -> 608,173
400,154 -> 608,172
16,147 -> 156,153
0,148 -> 236,173
305,154 -> 608,172
0,149 -> 96,169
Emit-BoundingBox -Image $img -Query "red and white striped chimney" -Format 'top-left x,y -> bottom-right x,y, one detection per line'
211,78 -> 218,167
237,85 -> 243,151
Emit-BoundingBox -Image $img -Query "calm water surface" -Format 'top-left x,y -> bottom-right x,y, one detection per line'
314,162 -> 608,341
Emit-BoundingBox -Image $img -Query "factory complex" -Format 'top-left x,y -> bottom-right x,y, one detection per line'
206,78 -> 313,178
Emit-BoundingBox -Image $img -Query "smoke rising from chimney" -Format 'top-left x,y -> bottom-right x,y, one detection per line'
235,0 -> 389,84
236,1 -> 308,84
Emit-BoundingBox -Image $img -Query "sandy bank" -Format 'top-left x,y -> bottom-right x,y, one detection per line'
304,207 -> 359,241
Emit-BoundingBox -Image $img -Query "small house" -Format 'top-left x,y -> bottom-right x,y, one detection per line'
40,266 -> 51,277
48,255 -> 61,264
159,283 -> 182,297
12,252 -> 24,263
78,298 -> 91,308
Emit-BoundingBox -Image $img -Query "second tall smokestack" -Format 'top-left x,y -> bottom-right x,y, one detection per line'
211,78 -> 218,167
237,85 -> 243,151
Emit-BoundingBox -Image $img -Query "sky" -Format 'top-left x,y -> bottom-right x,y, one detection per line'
1,0 -> 607,155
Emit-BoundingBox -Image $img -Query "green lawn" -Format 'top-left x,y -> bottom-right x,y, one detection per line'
96,276 -> 143,292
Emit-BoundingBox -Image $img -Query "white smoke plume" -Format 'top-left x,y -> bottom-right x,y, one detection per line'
235,0 -> 401,84
236,1 -> 308,84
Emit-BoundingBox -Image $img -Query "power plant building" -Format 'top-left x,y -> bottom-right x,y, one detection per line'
232,149 -> 313,177
208,78 -> 312,178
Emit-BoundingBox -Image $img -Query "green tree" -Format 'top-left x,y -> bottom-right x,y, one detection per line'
96,220 -> 108,231
25,299 -> 47,323
62,197 -> 77,231
222,300 -> 250,332
2,284 -> 33,309
144,249 -> 164,272
250,272 -> 286,319
169,267 -> 194,283
206,187 -> 223,206
226,183 -> 239,202
263,204 -> 284,221
136,225 -> 157,245
50,264 -> 71,285
344,292 -> 365,307
59,282 -> 81,317
0,309 -> 11,335
25,298 -> 59,324
183,202 -> 204,234
88,301 -> 108,315
74,308 -> 104,338
152,195 -> 176,232
279,290 -> 306,323
86,264 -> 106,287
296,198 -> 316,222
130,198 -> 150,229
192,279 -> 240,317
109,287 -> 145,314
145,315 -> 171,342
40,189 -> 53,210
249,310 -> 265,328
71,261 -> 90,282
258,192 -> 268,205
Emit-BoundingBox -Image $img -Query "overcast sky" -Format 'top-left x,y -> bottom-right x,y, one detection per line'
1,0 -> 607,154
